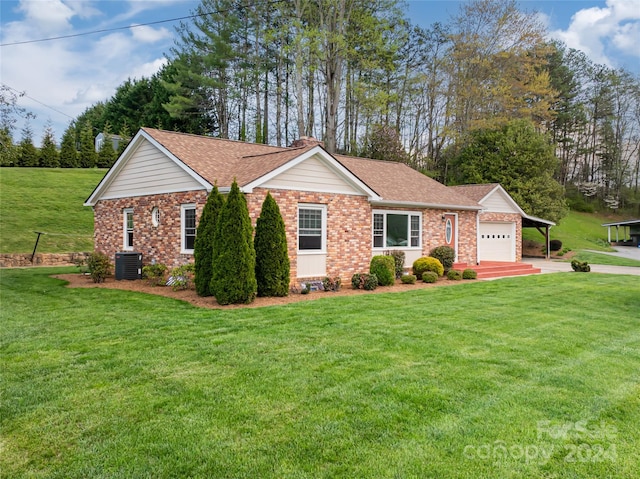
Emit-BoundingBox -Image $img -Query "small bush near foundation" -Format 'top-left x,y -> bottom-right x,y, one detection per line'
401,274 -> 417,284
370,255 -> 395,286
447,269 -> 462,281
168,263 -> 195,291
322,276 -> 342,292
385,250 -> 406,278
413,256 -> 444,279
462,269 -> 477,280
87,251 -> 111,283
549,239 -> 563,251
351,273 -> 378,290
430,246 -> 456,272
142,263 -> 168,286
571,259 -> 591,272
422,271 -> 438,283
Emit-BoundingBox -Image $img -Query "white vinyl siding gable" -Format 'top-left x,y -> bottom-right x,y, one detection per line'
482,190 -> 521,214
262,156 -> 362,195
101,139 -> 204,199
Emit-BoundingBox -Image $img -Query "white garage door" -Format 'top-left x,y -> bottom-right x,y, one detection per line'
479,222 -> 515,262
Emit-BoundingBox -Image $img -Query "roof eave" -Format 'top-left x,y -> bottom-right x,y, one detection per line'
371,199 -> 482,211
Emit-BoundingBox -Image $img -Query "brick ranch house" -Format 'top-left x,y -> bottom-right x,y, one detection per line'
84,128 -> 547,284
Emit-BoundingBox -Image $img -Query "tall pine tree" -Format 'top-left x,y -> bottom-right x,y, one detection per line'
18,125 -> 38,167
59,125 -> 79,168
210,180 -> 256,305
79,124 -> 97,168
39,123 -> 60,167
254,192 -> 289,297
194,184 -> 224,297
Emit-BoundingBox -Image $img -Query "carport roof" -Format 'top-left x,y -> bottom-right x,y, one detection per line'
602,219 -> 640,227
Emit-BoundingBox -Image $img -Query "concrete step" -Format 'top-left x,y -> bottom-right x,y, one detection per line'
453,261 -> 541,279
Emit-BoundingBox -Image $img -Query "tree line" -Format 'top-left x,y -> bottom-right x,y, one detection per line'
1,0 -> 638,217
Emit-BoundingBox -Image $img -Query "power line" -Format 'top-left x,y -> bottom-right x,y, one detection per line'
1,83 -> 74,120
0,0 -> 287,47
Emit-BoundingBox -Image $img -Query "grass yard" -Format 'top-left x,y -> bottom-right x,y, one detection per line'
1,267 -> 639,478
0,168 -> 106,253
523,211 -> 625,252
566,251 -> 640,268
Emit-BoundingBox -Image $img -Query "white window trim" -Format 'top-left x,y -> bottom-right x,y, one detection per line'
181,203 -> 196,254
297,204 -> 327,255
123,208 -> 134,251
372,209 -> 422,250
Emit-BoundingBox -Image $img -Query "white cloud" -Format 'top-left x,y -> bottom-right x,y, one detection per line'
131,25 -> 172,43
550,0 -> 640,68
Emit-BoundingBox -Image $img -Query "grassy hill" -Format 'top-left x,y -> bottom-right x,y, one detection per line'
524,210 -> 632,252
0,168 -> 106,253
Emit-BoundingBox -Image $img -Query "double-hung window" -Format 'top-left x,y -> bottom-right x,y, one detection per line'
123,208 -> 134,250
372,211 -> 421,249
298,205 -> 326,252
181,204 -> 196,253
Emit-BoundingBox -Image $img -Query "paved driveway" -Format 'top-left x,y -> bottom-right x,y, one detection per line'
527,249 -> 640,276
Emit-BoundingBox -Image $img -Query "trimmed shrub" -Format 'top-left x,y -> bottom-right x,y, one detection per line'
87,251 -> 111,283
194,184 -> 224,296
430,245 -> 456,272
322,276 -> 342,292
351,273 -> 378,290
169,263 -> 195,291
462,268 -> 477,280
210,180 -> 257,305
401,274 -> 417,284
422,271 -> 438,283
255,192 -> 290,297
385,250 -> 406,278
412,256 -> 444,279
370,255 -> 395,286
549,239 -> 563,251
142,263 -> 168,286
447,269 -> 462,280
571,259 -> 591,272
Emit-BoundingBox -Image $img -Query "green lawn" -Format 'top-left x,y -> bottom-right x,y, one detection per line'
2,267 -> 639,478
566,251 -> 640,267
0,168 -> 106,253
523,211 -> 625,252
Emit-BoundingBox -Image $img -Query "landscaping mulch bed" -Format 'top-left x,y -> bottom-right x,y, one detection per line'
55,273 -> 462,310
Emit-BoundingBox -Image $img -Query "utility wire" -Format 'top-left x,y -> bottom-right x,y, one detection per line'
1,83 -> 74,120
0,0 -> 286,47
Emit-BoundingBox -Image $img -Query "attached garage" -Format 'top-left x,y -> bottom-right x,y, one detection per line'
479,222 -> 516,262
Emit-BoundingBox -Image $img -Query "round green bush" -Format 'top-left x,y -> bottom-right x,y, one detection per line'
401,274 -> 417,284
370,255 -> 395,286
412,256 -> 444,279
363,273 -> 378,290
430,245 -> 456,271
462,268 -> 477,280
447,269 -> 462,280
422,271 -> 438,283
549,239 -> 563,251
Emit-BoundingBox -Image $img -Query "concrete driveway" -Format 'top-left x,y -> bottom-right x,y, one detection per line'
527,246 -> 640,276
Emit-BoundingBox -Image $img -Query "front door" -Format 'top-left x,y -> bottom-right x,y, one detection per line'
443,213 -> 457,260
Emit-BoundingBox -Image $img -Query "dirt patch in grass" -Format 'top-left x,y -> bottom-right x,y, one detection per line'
523,239 -> 576,260
55,273 -> 463,309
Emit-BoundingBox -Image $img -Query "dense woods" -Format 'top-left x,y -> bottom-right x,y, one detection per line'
1,0 -> 638,216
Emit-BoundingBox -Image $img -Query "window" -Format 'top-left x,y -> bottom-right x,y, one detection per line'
298,205 -> 326,251
123,208 -> 134,250
181,204 -> 196,253
372,211 -> 421,249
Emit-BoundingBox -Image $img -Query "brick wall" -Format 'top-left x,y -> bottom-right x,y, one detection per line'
93,188 -> 480,285
93,190 -> 208,268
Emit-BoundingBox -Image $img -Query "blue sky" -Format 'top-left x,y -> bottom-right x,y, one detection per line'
1,0 -> 639,144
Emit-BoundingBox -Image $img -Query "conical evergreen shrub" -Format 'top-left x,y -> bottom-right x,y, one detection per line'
194,184 -> 224,296
210,180 -> 257,305
254,192 -> 290,297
